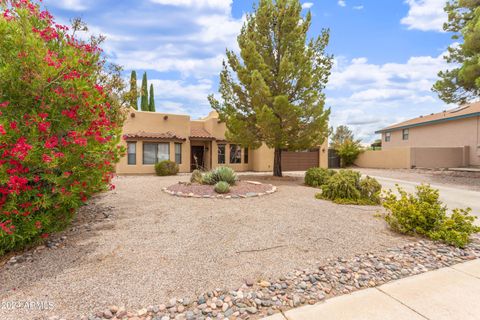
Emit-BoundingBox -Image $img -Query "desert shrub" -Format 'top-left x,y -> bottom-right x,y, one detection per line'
201,172 -> 216,185
214,181 -> 230,194
0,1 -> 125,255
190,169 -> 203,184
304,167 -> 335,187
211,166 -> 237,185
383,184 -> 480,247
155,160 -> 179,176
317,170 -> 381,205
337,139 -> 362,167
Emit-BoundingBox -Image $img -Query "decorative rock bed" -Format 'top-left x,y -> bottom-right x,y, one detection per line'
84,236 -> 480,320
163,180 -> 277,199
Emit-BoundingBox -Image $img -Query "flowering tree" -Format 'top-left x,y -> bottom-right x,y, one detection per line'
0,0 -> 126,254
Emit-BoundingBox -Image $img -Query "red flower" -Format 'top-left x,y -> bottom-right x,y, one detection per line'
0,124 -> 5,135
38,121 -> 51,132
42,154 -> 52,163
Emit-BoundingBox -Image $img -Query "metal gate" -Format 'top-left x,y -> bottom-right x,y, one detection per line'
281,149 -> 320,171
328,149 -> 341,168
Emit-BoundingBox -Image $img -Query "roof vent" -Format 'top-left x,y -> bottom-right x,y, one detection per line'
163,115 -> 168,120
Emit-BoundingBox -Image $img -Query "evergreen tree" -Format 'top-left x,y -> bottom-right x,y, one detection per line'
149,83 -> 156,112
330,125 -> 359,150
129,70 -> 138,110
140,72 -> 149,111
209,0 -> 332,176
433,1 -> 480,104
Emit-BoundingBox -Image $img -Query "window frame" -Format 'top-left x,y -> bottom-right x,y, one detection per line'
174,143 -> 182,164
229,144 -> 242,164
384,132 -> 391,142
142,142 -> 170,165
127,142 -> 136,165
244,147 -> 249,164
402,129 -> 409,140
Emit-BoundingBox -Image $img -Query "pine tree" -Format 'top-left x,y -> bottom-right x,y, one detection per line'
129,70 -> 138,110
208,0 -> 332,177
149,83 -> 156,112
433,1 -> 480,104
140,72 -> 149,111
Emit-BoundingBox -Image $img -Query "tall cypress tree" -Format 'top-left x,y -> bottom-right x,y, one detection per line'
129,70 -> 138,110
140,72 -> 149,111
149,83 -> 156,112
208,0 -> 332,177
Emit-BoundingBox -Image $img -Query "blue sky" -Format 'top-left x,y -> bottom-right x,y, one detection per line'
43,0 -> 453,143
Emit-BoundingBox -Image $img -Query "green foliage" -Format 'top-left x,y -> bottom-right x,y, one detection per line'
154,160 -> 179,176
383,184 -> 480,248
317,170 -> 381,205
208,0 -> 332,177
211,166 -> 237,185
304,167 -> 335,187
433,0 -> 480,103
214,181 -> 230,194
0,1 -> 125,255
129,70 -> 138,110
190,169 -> 203,184
337,139 -> 362,167
140,72 -> 149,111
201,172 -> 216,185
330,125 -> 355,150
149,83 -> 155,112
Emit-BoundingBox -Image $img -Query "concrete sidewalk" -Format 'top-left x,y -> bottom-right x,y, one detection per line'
264,259 -> 480,320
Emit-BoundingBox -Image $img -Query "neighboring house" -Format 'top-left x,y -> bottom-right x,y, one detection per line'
116,109 -> 328,174
356,102 -> 480,169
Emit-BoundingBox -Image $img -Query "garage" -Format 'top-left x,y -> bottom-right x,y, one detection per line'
281,149 -> 320,171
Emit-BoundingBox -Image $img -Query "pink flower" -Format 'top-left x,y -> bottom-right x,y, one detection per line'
42,154 -> 53,163
38,122 -> 50,132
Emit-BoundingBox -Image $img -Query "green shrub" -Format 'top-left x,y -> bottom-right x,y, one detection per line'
337,139 -> 362,167
383,184 -> 480,247
214,181 -> 230,194
304,167 -> 335,187
155,160 -> 179,176
190,169 -> 203,184
201,172 -> 216,185
211,166 -> 237,185
317,170 -> 381,205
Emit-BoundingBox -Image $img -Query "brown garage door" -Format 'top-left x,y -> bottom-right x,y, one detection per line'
281,149 -> 319,171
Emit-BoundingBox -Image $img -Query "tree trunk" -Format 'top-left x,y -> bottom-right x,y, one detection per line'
273,148 -> 282,177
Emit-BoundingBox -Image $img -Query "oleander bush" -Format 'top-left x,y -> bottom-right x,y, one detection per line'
316,170 -> 381,205
214,181 -> 230,194
383,184 -> 480,248
155,160 -> 179,176
0,1 -> 126,255
190,169 -> 203,184
304,167 -> 335,187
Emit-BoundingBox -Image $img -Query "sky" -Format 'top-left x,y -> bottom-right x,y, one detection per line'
42,0 -> 454,143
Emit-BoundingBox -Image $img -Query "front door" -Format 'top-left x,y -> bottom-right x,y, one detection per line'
191,146 -> 204,171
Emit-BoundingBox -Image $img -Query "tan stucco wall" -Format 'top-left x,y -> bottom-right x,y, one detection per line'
355,148 -> 412,169
382,116 -> 480,166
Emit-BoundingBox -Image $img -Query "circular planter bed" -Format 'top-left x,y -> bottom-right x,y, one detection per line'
163,180 -> 277,199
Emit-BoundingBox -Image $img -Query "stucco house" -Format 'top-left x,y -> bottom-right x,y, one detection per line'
356,102 -> 480,169
116,109 -> 328,174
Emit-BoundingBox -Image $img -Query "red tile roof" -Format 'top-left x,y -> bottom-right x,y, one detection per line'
376,101 -> 480,133
123,131 -> 185,141
190,127 -> 215,140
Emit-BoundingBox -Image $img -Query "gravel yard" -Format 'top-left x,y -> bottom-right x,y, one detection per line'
0,175 -> 414,319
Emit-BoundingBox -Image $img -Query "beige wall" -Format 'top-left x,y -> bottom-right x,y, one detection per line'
355,148 -> 412,169
382,116 -> 480,166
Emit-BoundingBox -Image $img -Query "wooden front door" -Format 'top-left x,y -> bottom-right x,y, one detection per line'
191,146 -> 204,171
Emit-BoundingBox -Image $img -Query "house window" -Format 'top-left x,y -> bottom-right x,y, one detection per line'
385,132 -> 391,142
402,129 -> 409,140
244,148 -> 249,164
127,142 -> 136,165
218,144 -> 226,164
175,143 -> 182,164
143,142 -> 170,164
230,144 -> 241,164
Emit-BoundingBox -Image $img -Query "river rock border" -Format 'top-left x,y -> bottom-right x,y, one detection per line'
162,184 -> 277,199
81,235 -> 480,320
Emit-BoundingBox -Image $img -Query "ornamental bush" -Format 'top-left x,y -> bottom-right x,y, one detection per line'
304,167 -> 335,187
201,172 -> 216,185
214,181 -> 230,194
0,1 -> 125,255
155,160 -> 179,176
190,169 -> 203,184
383,185 -> 480,248
211,166 -> 237,185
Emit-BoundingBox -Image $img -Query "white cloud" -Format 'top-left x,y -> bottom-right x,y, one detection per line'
401,0 -> 447,32
338,0 -> 346,7
327,52 -> 452,142
150,0 -> 232,12
44,0 -> 90,11
353,5 -> 364,10
302,2 -> 314,9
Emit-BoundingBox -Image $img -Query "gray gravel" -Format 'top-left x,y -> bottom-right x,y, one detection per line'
0,175 -> 410,320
